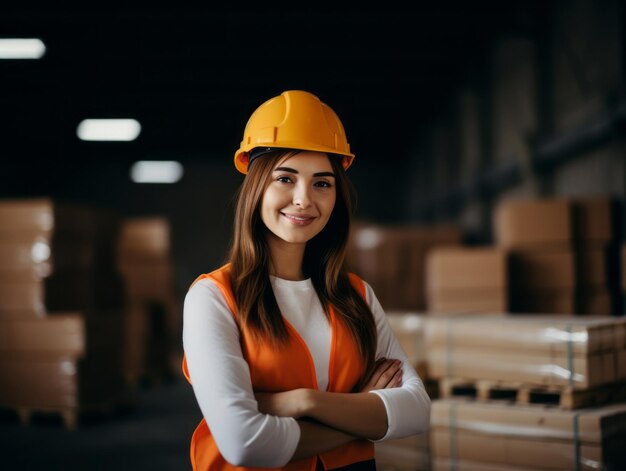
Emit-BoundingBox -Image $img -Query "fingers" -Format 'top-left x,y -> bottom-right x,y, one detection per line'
365,358 -> 403,391
366,359 -> 393,387
389,366 -> 403,387
378,360 -> 402,388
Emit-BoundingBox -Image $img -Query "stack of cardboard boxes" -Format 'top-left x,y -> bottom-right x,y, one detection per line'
425,313 -> 626,470
430,399 -> 626,470
376,195 -> 623,470
0,198 -> 128,428
383,311 -> 626,470
346,222 -> 463,311
425,314 -> 626,401
116,217 -> 180,387
422,195 -> 621,316
494,196 -> 620,315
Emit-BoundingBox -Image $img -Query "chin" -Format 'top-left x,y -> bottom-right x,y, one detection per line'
282,234 -> 314,244
279,229 -> 321,244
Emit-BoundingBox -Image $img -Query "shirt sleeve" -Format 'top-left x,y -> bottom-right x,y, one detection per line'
363,281 -> 432,441
182,278 -> 301,467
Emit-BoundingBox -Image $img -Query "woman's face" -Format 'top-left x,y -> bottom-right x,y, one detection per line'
261,151 -> 336,246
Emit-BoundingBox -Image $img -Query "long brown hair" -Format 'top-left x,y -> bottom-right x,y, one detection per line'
227,150 -> 377,377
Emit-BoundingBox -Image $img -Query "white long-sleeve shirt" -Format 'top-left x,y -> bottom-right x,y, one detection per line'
183,274 -> 431,468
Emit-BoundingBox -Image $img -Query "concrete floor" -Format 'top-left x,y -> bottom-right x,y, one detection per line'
0,371 -> 425,471
0,371 -> 202,471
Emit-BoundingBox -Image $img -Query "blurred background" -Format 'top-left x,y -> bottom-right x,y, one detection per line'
1,1 -> 625,470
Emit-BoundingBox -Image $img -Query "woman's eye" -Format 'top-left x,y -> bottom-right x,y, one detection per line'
315,180 -> 332,188
276,176 -> 293,184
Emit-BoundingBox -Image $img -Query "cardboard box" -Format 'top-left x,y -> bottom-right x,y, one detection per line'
0,281 -> 46,316
0,308 -> 123,353
427,289 -> 508,314
432,457 -> 547,470
0,236 -> 98,279
616,322 -> 626,350
0,271 -> 125,317
427,346 -> 606,388
117,217 -> 171,261
425,247 -> 507,292
494,198 -> 572,248
430,399 -> 626,470
346,223 -> 463,310
431,428 -> 605,470
577,247 -> 610,286
346,225 -> 407,309
0,315 -> 85,356
0,198 -> 120,242
431,399 -> 626,443
573,196 -> 615,243
577,288 -> 613,315
0,354 -> 127,411
509,248 -> 576,291
424,314 -> 625,356
0,198 -> 96,236
375,446 -> 430,471
118,259 -> 175,302
385,312 -> 428,377
375,433 -> 430,471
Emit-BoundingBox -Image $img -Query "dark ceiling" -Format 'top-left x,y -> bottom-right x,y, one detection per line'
2,4 -> 542,175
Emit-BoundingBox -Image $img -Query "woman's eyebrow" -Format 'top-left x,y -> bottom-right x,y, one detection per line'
274,167 -> 336,178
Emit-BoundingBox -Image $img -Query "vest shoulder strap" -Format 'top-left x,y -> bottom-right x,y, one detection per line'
347,272 -> 367,301
189,263 -> 237,314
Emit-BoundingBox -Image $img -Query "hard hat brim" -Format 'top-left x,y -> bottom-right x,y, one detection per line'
234,146 -> 355,174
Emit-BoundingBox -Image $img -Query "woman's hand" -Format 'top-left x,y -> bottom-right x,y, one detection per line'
359,358 -> 403,393
255,388 -> 312,418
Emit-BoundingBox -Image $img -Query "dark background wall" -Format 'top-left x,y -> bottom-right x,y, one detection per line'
2,0 -> 624,299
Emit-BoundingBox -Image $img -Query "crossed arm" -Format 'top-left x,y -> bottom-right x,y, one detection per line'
256,358 -> 403,460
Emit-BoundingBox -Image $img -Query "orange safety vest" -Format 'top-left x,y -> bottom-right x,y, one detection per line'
182,263 -> 375,471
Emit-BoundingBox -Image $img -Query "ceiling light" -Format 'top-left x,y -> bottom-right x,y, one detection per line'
0,38 -> 46,59
130,161 -> 184,184
76,119 -> 142,141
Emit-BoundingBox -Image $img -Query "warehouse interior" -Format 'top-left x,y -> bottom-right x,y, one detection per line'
1,1 -> 625,470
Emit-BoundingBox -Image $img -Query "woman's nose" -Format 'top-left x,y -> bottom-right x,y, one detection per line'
292,183 -> 311,208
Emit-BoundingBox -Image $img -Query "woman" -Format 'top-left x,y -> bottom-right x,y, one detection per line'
182,90 -> 431,471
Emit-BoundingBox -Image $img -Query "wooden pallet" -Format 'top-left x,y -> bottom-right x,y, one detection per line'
0,390 -> 137,430
437,377 -> 626,410
13,406 -> 80,430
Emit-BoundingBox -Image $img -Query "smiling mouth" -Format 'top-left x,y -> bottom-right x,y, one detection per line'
281,213 -> 315,225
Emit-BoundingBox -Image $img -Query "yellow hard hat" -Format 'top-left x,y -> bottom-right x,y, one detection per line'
234,90 -> 355,174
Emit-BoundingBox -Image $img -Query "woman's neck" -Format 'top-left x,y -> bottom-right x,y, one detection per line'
266,235 -> 306,281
